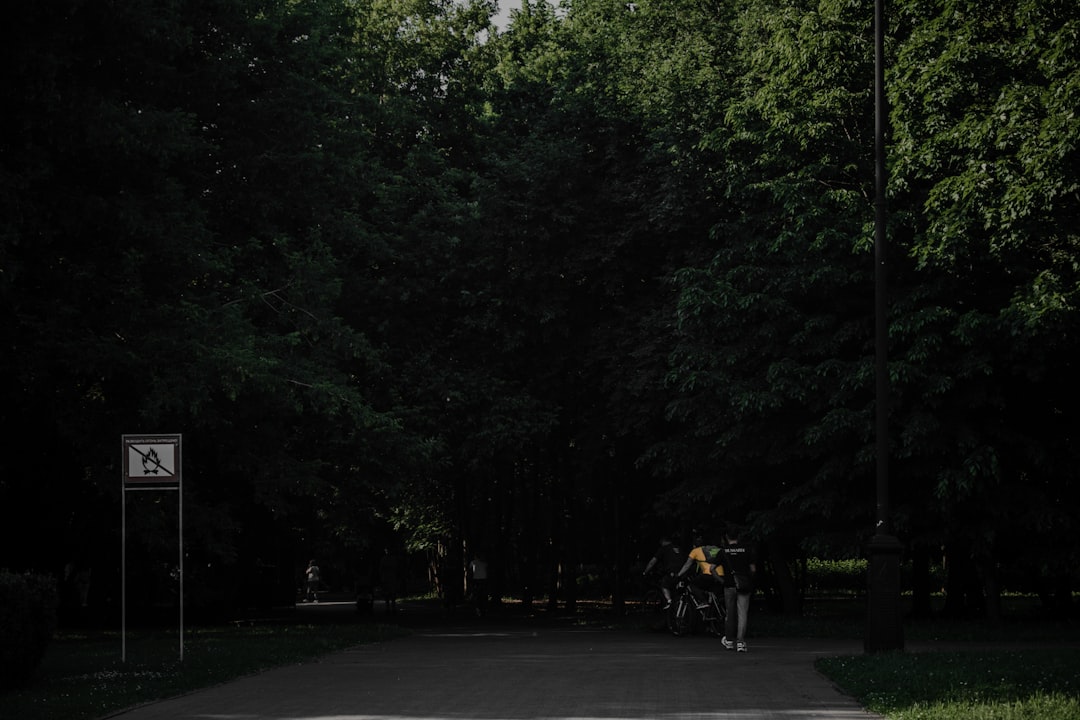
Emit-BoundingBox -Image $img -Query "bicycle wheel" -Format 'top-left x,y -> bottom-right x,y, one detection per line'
702,593 -> 725,636
703,608 -> 722,636
668,596 -> 691,636
642,587 -> 664,614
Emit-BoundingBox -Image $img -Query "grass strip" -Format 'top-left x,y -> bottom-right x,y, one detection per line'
3,622 -> 407,720
816,648 -> 1080,720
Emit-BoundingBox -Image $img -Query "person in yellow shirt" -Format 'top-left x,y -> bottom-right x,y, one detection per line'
676,534 -> 724,608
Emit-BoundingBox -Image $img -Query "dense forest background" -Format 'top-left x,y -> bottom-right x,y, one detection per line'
2,0 -> 1077,623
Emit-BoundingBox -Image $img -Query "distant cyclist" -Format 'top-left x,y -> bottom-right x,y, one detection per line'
642,536 -> 683,609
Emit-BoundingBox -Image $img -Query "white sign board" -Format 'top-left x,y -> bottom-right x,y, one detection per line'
123,434 -> 181,485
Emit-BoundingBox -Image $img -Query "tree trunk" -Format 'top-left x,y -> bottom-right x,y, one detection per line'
767,543 -> 801,615
1049,574 -> 1074,619
909,542 -> 934,618
563,468 -> 577,614
942,540 -> 985,618
980,552 -> 1002,624
611,485 -> 625,616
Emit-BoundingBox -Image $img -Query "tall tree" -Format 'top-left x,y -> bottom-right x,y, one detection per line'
0,0 -> 434,608
887,0 -> 1080,616
663,0 -> 1080,616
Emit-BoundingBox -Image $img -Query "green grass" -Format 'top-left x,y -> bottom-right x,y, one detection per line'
767,595 -> 1080,719
2,621 -> 407,720
817,649 -> 1080,720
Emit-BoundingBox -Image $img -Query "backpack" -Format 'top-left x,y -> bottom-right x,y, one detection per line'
700,545 -> 724,578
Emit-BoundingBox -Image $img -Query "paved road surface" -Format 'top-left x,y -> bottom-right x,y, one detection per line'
111,600 -> 883,720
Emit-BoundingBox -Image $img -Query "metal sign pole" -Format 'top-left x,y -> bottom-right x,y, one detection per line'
178,452 -> 184,663
121,434 -> 183,663
121,437 -> 127,663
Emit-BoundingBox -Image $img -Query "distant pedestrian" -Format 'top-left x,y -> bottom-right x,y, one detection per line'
379,550 -> 401,613
469,553 -> 489,615
305,559 -> 321,603
720,525 -> 757,653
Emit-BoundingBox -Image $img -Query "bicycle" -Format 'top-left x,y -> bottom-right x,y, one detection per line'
668,578 -> 726,637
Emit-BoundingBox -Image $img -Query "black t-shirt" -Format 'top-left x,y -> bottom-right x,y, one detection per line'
653,544 -> 683,574
721,541 -> 755,586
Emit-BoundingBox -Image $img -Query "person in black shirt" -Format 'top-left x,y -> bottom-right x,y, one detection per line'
642,536 -> 683,609
720,524 -> 757,652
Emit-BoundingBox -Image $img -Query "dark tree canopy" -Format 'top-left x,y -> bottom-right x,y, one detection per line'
2,0 -> 1077,620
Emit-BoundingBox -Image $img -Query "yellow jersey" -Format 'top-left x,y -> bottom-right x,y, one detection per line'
689,545 -> 724,579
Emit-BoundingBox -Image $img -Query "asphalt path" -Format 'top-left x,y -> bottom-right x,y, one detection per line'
110,600 -> 884,720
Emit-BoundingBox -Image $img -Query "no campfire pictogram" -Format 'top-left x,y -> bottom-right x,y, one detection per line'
123,434 -> 181,484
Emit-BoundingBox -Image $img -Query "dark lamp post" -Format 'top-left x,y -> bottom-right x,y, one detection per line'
866,0 -> 904,653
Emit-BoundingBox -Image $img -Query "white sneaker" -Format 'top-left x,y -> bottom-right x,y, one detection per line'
737,641 -> 747,653
721,636 -> 734,650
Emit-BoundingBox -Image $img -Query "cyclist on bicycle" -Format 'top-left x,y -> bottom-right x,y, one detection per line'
642,535 -> 682,609
676,533 -> 724,609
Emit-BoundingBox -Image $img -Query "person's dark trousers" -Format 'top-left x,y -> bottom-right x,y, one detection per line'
724,586 -> 750,642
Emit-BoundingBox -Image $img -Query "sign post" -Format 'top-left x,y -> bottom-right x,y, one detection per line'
122,434 -> 183,662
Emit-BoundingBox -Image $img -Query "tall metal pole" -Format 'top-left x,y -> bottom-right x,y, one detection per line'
122,445 -> 127,663
178,446 -> 184,663
874,0 -> 889,534
865,0 -> 904,653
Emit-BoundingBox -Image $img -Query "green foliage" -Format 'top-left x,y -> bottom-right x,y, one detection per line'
660,0 -> 1080,609
0,0 -> 474,592
2,0 -> 1078,619
881,0 -> 1080,582
0,571 -> 59,691
661,0 -> 880,541
805,557 -> 868,595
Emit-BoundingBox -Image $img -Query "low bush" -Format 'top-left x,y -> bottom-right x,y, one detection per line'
804,557 -> 868,595
0,570 -> 60,690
